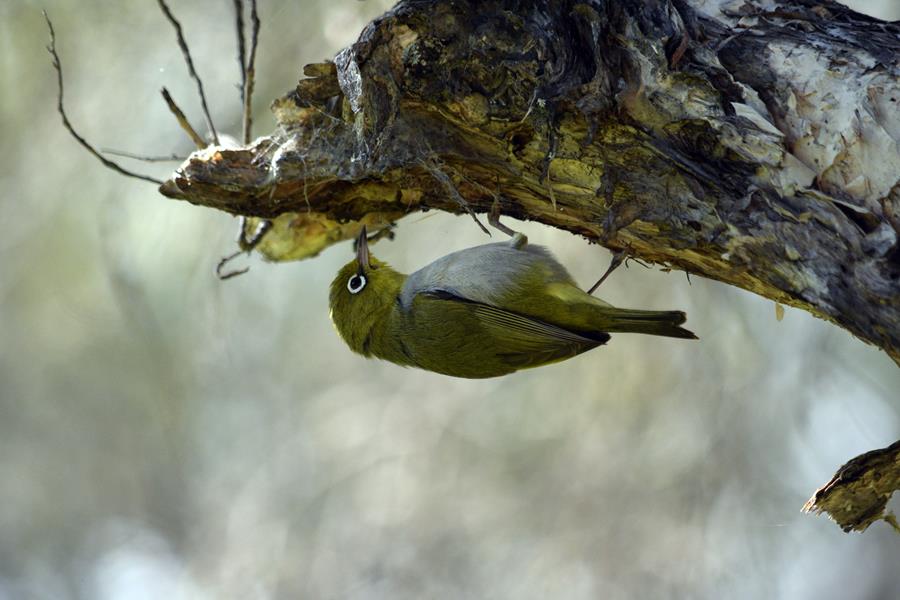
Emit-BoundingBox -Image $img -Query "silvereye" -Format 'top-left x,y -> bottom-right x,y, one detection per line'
329,228 -> 696,378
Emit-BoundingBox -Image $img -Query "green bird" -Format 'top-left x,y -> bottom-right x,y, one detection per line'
329,228 -> 696,378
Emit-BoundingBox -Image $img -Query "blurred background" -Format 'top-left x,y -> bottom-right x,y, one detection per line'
2,1 -> 899,598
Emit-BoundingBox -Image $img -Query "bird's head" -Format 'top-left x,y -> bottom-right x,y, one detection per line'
329,227 -> 405,355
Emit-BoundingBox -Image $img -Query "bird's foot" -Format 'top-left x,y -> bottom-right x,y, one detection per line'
587,250 -> 626,295
489,196 -> 527,248
586,247 -> 654,293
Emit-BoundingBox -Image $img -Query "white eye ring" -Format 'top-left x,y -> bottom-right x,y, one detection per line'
347,273 -> 367,294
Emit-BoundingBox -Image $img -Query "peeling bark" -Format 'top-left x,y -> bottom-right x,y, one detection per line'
804,440 -> 900,533
156,0 -> 900,530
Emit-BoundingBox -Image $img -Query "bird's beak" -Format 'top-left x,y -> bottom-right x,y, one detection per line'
355,225 -> 370,271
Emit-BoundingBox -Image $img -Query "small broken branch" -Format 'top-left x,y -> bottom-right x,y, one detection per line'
232,0 -> 260,144
243,0 -> 260,144
804,440 -> 900,533
101,149 -> 186,162
161,87 -> 206,149
232,0 -> 247,111
215,217 -> 273,280
156,0 -> 219,145
216,250 -> 251,280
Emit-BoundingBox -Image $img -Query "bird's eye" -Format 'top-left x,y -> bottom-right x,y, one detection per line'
347,274 -> 367,294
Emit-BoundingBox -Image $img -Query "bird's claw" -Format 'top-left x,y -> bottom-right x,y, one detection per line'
587,250 -> 627,294
489,195 -> 527,248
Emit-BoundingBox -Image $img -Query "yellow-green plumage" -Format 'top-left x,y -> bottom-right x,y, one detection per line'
329,230 -> 696,378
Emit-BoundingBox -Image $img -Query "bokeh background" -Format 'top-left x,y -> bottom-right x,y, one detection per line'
2,1 -> 899,598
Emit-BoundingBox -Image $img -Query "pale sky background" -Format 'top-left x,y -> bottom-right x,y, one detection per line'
1,1 -> 898,599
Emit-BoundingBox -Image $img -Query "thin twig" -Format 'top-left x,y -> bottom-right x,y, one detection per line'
161,87 -> 206,149
43,12 -> 162,185
243,0 -> 260,145
216,217 -> 273,280
239,217 -> 272,252
156,0 -> 220,145
216,250 -> 250,280
101,148 -> 186,162
232,0 -> 247,110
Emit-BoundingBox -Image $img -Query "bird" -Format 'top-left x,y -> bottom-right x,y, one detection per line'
329,227 -> 696,378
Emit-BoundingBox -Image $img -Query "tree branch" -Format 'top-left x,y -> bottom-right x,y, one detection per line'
159,0 -> 900,361
156,0 -> 219,145
804,440 -> 900,533
160,87 -> 207,149
152,0 -> 899,530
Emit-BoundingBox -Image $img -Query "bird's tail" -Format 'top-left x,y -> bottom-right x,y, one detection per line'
597,308 -> 698,339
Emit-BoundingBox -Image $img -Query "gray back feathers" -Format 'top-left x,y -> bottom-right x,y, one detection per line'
400,241 -> 575,309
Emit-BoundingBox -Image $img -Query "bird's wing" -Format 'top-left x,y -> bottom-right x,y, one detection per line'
411,290 -> 607,371
401,242 -> 577,309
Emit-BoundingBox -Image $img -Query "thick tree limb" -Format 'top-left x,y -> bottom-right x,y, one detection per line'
155,0 -> 900,530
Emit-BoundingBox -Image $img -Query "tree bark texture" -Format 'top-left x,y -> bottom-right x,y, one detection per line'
803,440 -> 900,533
157,0 -> 900,531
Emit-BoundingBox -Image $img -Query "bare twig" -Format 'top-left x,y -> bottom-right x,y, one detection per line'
232,0 -> 259,144
243,0 -> 260,145
43,12 -> 162,185
216,217 -> 273,280
102,149 -> 186,162
232,0 -> 247,109
216,250 -> 251,280
156,0 -> 220,145
161,87 -> 206,149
